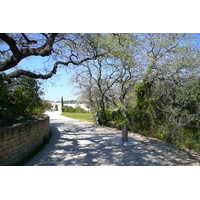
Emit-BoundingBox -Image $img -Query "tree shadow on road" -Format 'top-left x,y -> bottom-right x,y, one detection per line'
140,138 -> 200,166
25,122 -> 175,166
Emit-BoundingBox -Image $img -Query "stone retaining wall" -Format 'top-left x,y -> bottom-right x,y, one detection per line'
0,116 -> 51,166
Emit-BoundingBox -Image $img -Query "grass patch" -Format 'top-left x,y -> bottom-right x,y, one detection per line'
61,112 -> 95,122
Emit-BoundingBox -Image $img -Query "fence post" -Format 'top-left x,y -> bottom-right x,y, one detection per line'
122,124 -> 128,142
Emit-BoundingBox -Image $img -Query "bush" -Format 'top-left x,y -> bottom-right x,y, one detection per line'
75,106 -> 87,113
111,109 -> 127,129
96,109 -> 112,125
63,106 -> 87,113
131,108 -> 152,133
63,106 -> 76,113
96,109 -> 127,129
0,74 -> 45,127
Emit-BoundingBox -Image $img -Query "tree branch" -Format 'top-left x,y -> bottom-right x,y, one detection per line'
0,33 -> 21,57
6,55 -> 99,79
0,33 -> 58,72
21,33 -> 37,44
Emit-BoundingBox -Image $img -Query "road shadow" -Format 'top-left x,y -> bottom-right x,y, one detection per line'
140,138 -> 200,166
25,121 -> 174,166
25,125 -> 62,166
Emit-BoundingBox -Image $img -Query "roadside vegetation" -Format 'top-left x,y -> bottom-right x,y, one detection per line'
0,75 -> 49,127
71,34 -> 200,153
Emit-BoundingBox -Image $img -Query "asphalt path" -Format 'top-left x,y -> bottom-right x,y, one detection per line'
24,111 -> 177,166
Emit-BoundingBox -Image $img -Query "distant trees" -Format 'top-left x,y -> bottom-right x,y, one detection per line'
44,101 -> 52,110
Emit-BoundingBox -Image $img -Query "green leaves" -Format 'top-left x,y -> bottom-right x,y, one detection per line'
0,75 -> 45,127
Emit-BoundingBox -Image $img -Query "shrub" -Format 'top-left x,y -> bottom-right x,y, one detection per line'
0,75 -> 45,127
63,106 -> 76,113
63,105 -> 87,113
96,109 -> 112,125
75,106 -> 87,113
111,109 -> 127,129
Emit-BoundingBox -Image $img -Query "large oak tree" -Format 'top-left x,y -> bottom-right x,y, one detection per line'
0,33 -> 103,79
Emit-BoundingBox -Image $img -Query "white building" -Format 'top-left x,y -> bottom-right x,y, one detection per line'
49,102 -> 90,112
50,102 -> 62,111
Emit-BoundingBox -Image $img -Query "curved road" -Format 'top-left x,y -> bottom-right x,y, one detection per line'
25,112 -> 178,166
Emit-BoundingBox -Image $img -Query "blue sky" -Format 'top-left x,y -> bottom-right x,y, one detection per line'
3,33 -> 200,102
18,56 -> 79,101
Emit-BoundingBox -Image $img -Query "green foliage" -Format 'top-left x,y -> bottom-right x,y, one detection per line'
111,109 -> 127,129
131,108 -> 152,132
63,106 -> 87,113
0,75 -> 45,127
128,78 -> 200,152
155,133 -> 164,140
73,33 -> 200,152
96,108 -> 127,129
129,80 -> 154,135
96,109 -> 112,125
181,130 -> 200,151
43,101 -> 52,110
75,106 -> 87,113
63,106 -> 76,113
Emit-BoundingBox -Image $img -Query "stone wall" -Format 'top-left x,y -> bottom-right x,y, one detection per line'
0,116 -> 51,166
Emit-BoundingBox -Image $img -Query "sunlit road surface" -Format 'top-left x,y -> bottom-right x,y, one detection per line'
25,111 -> 191,166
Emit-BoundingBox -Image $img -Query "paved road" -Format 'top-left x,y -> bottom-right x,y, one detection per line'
25,112 -> 198,166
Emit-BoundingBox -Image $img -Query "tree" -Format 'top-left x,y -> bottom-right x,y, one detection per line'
138,33 -> 199,83
72,33 -> 200,148
73,57 -> 120,124
107,34 -> 140,124
0,33 -> 103,79
61,96 -> 64,111
44,101 -> 52,110
130,33 -> 200,149
0,75 -> 45,127
148,75 -> 200,145
72,34 -> 141,124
